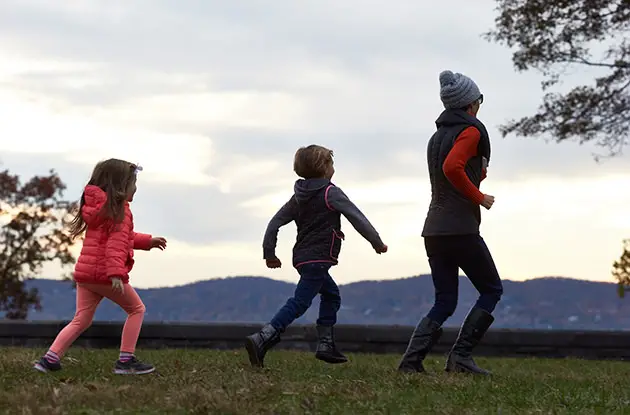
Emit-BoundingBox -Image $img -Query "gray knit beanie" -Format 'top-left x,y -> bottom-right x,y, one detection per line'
439,70 -> 481,109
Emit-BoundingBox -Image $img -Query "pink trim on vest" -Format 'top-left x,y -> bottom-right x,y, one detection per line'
324,185 -> 334,211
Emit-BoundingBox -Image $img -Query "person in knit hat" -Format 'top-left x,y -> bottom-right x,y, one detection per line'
439,70 -> 483,110
397,70 -> 503,376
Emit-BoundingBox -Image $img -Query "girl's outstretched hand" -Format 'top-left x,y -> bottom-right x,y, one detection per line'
111,277 -> 124,294
266,257 -> 282,269
150,237 -> 167,250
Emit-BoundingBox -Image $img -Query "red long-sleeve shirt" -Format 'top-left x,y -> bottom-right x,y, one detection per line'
442,126 -> 487,205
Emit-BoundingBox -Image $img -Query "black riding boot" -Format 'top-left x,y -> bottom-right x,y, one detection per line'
315,325 -> 348,364
245,324 -> 281,368
445,307 -> 494,375
397,317 -> 443,373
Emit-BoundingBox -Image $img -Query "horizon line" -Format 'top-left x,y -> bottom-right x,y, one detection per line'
30,274 -> 617,290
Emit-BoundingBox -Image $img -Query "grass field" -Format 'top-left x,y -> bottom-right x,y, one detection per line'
1,348 -> 630,414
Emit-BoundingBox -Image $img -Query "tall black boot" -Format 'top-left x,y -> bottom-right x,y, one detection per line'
397,317 -> 443,373
445,307 -> 494,375
315,325 -> 348,364
245,324 -> 281,368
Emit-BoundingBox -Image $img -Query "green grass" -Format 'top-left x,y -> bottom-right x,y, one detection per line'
1,348 -> 630,414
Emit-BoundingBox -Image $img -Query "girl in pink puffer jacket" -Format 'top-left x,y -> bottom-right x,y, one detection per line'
34,159 -> 167,375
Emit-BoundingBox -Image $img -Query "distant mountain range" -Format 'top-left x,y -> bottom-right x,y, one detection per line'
16,276 -> 630,330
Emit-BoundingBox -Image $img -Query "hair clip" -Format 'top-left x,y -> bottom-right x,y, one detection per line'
134,163 -> 143,175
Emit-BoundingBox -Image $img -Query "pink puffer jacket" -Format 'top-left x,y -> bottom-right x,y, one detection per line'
73,185 -> 152,285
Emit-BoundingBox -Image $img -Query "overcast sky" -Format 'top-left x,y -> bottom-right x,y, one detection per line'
1,0 -> 628,288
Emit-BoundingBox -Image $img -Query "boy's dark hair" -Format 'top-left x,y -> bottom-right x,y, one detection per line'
68,158 -> 138,239
293,145 -> 334,179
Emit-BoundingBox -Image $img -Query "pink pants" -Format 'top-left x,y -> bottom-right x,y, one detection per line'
49,283 -> 146,357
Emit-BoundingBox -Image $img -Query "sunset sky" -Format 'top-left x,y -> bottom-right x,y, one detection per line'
1,0 -> 629,288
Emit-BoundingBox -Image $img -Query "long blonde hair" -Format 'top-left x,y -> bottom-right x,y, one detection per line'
68,159 -> 138,239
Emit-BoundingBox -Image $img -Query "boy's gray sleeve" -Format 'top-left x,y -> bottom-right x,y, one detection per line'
326,186 -> 385,249
262,197 -> 297,259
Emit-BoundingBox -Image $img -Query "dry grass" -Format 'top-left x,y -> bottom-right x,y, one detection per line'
1,347 -> 630,414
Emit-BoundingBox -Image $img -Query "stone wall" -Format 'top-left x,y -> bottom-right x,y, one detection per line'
2,321 -> 629,360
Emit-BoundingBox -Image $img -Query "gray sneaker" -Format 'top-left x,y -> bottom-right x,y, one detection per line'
113,357 -> 155,375
33,357 -> 62,373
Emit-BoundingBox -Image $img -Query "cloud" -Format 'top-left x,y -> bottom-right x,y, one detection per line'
2,0 -> 627,172
0,1 -> 492,68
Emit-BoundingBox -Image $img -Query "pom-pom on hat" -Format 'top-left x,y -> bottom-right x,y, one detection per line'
439,70 -> 482,110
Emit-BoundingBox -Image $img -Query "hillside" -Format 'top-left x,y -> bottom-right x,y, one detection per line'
18,275 -> 630,330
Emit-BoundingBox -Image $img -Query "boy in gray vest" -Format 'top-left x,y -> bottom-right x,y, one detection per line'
398,70 -> 503,375
245,145 -> 388,368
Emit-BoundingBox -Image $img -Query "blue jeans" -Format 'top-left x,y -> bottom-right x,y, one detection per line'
270,263 -> 341,331
424,234 -> 503,325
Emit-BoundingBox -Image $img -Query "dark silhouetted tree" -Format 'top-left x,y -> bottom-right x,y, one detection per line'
0,169 -> 78,319
614,239 -> 630,298
485,0 -> 630,157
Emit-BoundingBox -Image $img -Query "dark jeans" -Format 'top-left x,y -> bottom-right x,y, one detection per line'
424,234 -> 503,325
270,263 -> 341,331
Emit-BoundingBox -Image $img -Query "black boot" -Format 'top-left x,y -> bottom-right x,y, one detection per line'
315,325 -> 348,364
397,317 -> 443,373
445,307 -> 494,375
245,324 -> 281,368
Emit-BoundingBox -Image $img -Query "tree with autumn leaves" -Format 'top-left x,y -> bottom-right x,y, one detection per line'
613,240 -> 630,298
0,168 -> 78,319
486,0 -> 630,293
